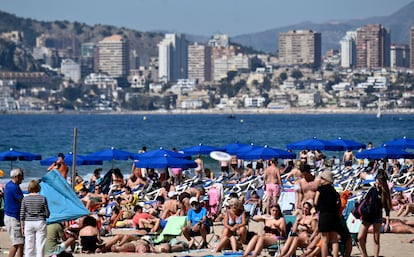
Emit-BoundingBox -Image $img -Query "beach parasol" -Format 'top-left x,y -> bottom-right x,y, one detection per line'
135,147 -> 191,160
221,142 -> 254,155
134,154 -> 198,169
0,148 -> 42,169
40,153 -> 103,166
329,137 -> 366,151
86,147 -> 137,161
180,143 -> 224,155
237,145 -> 297,160
286,137 -> 340,151
382,136 -> 414,149
355,146 -> 414,160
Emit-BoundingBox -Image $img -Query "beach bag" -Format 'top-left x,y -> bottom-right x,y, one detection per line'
352,187 -> 375,219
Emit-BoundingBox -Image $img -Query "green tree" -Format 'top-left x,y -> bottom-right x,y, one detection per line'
291,70 -> 303,79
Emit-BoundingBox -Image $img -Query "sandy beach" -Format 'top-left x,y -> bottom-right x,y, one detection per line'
1,212 -> 414,257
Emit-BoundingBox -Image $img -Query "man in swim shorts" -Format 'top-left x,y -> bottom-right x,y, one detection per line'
264,158 -> 282,214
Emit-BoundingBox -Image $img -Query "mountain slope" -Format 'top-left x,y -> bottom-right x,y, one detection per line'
232,1 -> 414,53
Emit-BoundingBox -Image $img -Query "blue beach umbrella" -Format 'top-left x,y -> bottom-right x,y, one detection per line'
221,142 -> 254,155
86,147 -> 137,161
136,147 -> 191,160
237,145 -> 296,160
40,153 -> 103,166
286,137 -> 340,151
0,148 -> 42,169
382,136 -> 414,149
134,154 -> 198,169
355,146 -> 414,160
329,137 -> 366,151
181,143 -> 224,155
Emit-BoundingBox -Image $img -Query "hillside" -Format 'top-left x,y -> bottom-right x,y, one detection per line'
232,1 -> 414,53
0,11 -> 164,65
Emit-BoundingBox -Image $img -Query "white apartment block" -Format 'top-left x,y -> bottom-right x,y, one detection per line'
340,31 -> 357,68
158,33 -> 188,82
97,35 -> 129,78
390,44 -> 410,68
213,54 -> 250,81
60,59 -> 81,83
208,34 -> 229,47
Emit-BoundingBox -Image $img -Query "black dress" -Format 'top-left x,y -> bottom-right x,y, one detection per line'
317,184 -> 341,232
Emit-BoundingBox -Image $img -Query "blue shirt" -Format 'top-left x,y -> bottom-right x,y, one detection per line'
187,206 -> 208,226
4,180 -> 24,220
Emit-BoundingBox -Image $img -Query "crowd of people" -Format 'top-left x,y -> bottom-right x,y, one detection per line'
1,146 -> 414,257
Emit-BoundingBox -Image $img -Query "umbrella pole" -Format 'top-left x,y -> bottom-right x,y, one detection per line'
72,128 -> 78,190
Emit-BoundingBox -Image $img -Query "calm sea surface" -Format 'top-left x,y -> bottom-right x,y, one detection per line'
1,113 -> 413,183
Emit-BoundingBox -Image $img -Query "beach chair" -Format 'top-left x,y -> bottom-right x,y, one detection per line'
154,216 -> 187,243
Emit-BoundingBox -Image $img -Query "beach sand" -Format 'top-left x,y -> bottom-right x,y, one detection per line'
1,214 -> 414,257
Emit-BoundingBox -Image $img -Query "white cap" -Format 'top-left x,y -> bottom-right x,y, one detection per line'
190,197 -> 199,204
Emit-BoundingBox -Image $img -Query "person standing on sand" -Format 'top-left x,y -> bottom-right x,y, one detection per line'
20,180 -> 50,257
4,168 -> 25,257
264,158 -> 282,214
194,154 -> 204,178
47,153 -> 69,180
358,172 -> 392,257
343,149 -> 354,169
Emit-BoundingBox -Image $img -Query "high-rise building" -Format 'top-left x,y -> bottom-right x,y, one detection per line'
340,31 -> 357,68
80,43 -> 96,78
188,43 -> 211,82
356,24 -> 390,69
158,33 -> 188,82
279,30 -> 322,67
97,35 -> 129,78
390,44 -> 410,68
410,26 -> 414,70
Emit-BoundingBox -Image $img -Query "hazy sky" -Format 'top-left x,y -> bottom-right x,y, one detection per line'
2,0 -> 413,36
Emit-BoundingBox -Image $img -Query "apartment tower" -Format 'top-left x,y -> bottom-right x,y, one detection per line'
356,24 -> 390,69
158,33 -> 188,82
188,43 -> 212,82
97,35 -> 129,78
340,31 -> 357,68
279,30 -> 322,67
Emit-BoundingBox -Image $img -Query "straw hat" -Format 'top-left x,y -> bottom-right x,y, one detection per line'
319,170 -> 334,184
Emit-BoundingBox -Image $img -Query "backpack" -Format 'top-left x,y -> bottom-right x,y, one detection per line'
352,187 -> 377,220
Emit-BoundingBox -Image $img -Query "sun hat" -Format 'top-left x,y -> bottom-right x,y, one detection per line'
319,170 -> 334,184
190,197 -> 199,204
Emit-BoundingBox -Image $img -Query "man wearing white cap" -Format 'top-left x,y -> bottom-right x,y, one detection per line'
181,197 -> 209,249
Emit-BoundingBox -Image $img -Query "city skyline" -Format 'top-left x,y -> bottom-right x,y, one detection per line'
2,0 -> 413,36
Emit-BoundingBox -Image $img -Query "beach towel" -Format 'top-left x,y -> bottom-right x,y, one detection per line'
155,215 -> 187,243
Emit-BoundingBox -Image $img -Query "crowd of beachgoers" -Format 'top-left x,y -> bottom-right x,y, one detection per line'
1,146 -> 414,257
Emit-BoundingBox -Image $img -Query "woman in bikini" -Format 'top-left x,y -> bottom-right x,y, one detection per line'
79,215 -> 103,254
242,204 -> 286,257
214,198 -> 247,252
279,201 -> 318,257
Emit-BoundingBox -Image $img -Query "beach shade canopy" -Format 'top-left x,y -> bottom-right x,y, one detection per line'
355,146 -> 414,160
237,145 -> 297,160
329,137 -> 366,151
382,136 -> 414,149
135,147 -> 191,160
134,154 -> 198,169
286,137 -> 341,151
86,147 -> 137,161
180,143 -> 224,155
40,169 -> 89,223
221,142 -> 255,155
40,153 -> 103,166
0,148 -> 42,169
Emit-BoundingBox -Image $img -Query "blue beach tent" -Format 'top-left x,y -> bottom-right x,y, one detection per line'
40,169 -> 89,224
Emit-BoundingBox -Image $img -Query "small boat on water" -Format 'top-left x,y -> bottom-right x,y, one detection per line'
376,99 -> 381,119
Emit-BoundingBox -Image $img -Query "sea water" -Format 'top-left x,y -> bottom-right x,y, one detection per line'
0,113 -> 413,184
